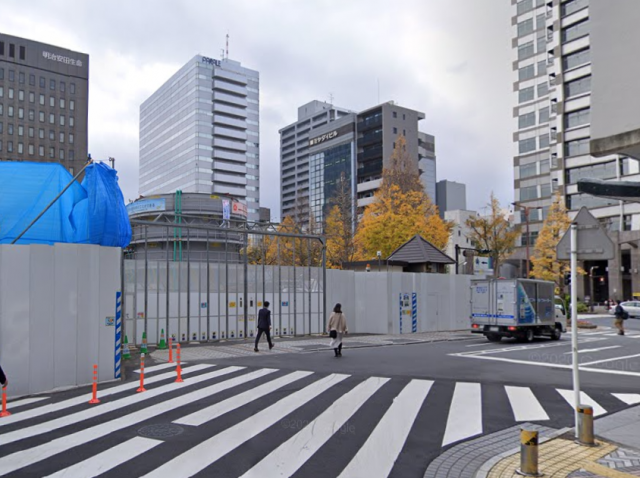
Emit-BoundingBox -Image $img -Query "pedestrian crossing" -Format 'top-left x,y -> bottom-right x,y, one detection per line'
0,363 -> 638,478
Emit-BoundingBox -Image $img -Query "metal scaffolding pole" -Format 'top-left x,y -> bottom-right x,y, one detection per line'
144,225 -> 149,338
166,226 -> 170,341
206,229 -> 210,342
243,231 -> 249,340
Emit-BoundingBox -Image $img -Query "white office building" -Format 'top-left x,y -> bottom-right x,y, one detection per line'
139,56 -> 260,222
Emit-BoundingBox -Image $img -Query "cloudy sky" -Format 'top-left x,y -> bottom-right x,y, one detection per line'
2,0 -> 515,220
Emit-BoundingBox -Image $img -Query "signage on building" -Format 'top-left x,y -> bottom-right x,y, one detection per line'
308,123 -> 355,147
201,56 -> 221,67
42,51 -> 83,67
232,201 -> 248,217
222,200 -> 231,220
126,198 -> 166,216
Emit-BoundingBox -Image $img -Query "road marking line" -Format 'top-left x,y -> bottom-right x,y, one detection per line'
612,393 -> 640,405
43,437 -> 161,478
0,364 -> 215,426
6,397 -> 49,408
505,386 -> 549,422
336,379 -> 432,478
141,374 -> 350,478
465,342 -> 503,348
442,382 -> 482,446
603,333 -> 623,337
242,377 -> 390,478
0,366 -> 246,445
563,346 -> 621,354
133,363 -> 184,374
175,371 -> 313,426
556,389 -> 607,416
0,368 -> 277,476
581,353 -> 640,366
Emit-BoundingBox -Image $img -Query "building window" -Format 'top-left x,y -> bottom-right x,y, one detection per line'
8,88 -> 13,99
564,107 -> 590,129
50,96 -> 55,108
0,69 -> 3,80
539,133 -> 550,149
60,98 -> 65,109
29,74 -> 35,86
566,161 -> 616,184
49,147 -> 55,158
519,137 -> 536,154
59,149 -> 65,160
624,215 -> 633,231
564,75 -> 591,98
18,90 -> 24,101
392,111 -> 397,118
8,44 -> 15,58
60,115 -> 65,126
537,60 -> 547,76
60,81 -> 65,93
562,0 -> 588,17
540,159 -> 550,174
70,100 -> 75,111
59,132 -> 65,143
564,138 -> 589,158
9,70 -> 14,82
520,185 -> 538,201
39,94 -> 45,105
19,72 -> 25,84
39,128 -> 44,139
69,116 -> 74,127
0,41 -> 3,56
19,46 -> 25,60
39,111 -> 44,122
520,163 -> 537,178
50,79 -> 56,91
70,83 -> 76,95
393,127 -> 398,134
17,142 -> 23,154
29,92 -> 34,103
517,0 -> 533,15
28,126 -> 33,138
537,82 -> 549,97
18,125 -> 23,136
517,18 -> 534,37
49,130 -> 54,140
0,140 -> 2,152
563,48 -> 590,71
519,86 -> 534,103
39,77 -> 45,88
8,106 -> 13,117
562,18 -> 589,43
28,109 -> 34,121
8,124 -> 13,135
18,108 -> 24,119
519,65 -> 535,82
28,144 -> 34,155
39,145 -> 44,157
0,122 -> 2,134
567,193 -> 616,209
539,107 -> 550,124
540,183 -> 551,198
0,86 -> 2,98
7,141 -> 13,152
518,41 -> 535,60
519,112 -> 536,129
0,104 -> 4,116
69,150 -> 74,161
49,113 -> 55,124
69,133 -> 74,144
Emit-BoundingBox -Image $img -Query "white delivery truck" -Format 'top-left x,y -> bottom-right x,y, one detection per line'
470,278 -> 567,342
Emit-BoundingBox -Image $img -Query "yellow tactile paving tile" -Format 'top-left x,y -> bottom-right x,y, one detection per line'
487,438 -> 619,478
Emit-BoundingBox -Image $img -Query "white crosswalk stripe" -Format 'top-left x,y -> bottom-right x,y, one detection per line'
0,364 -> 635,477
5,396 -> 49,408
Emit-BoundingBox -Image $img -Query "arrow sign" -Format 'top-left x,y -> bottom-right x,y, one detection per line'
556,207 -> 615,261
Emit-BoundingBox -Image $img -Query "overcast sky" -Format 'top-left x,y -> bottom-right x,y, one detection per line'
2,0 -> 515,221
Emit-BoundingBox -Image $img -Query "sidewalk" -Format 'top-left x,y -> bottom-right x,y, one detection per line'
150,330 -> 474,362
425,404 -> 640,478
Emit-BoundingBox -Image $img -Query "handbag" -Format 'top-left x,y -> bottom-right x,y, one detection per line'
329,330 -> 337,339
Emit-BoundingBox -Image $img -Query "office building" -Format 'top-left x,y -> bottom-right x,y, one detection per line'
139,55 -> 260,222
511,0 -> 640,301
281,100 -> 435,229
444,209 -> 476,274
0,33 -> 89,175
436,180 -> 467,217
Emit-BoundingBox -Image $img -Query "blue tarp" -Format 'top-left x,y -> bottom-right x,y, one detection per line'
0,162 -> 132,247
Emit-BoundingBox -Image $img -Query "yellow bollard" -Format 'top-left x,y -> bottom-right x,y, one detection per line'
577,405 -> 596,446
516,429 -> 543,476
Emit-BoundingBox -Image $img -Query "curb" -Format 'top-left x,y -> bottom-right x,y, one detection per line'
474,427 -> 572,478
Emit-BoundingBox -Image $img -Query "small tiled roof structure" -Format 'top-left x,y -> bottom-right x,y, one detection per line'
387,234 -> 455,265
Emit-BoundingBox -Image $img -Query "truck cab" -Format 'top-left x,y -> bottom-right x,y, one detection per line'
554,296 -> 567,332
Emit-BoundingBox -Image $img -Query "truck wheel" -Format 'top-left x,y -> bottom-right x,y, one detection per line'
523,329 -> 534,343
486,334 -> 502,342
551,326 -> 562,341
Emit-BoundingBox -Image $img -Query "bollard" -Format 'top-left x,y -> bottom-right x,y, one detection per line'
516,429 -> 543,476
577,405 -> 596,446
88,364 -> 100,404
137,353 -> 147,393
0,386 -> 11,417
168,337 -> 174,363
175,344 -> 184,383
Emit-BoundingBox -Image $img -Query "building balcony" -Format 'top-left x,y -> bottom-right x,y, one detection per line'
213,80 -> 247,96
213,103 -> 247,118
357,146 -> 383,162
213,138 -> 247,152
213,92 -> 248,108
359,130 -> 382,147
213,149 -> 246,162
213,115 -> 246,129
357,114 -> 382,131
213,126 -> 247,141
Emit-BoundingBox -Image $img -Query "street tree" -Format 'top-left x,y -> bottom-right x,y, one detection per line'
385,134 -> 424,195
465,194 -> 519,276
324,173 -> 359,268
530,191 -> 574,289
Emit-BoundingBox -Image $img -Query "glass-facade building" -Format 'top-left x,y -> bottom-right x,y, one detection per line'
139,56 -> 260,222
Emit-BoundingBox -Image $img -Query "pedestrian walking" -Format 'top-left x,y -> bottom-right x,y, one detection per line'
328,303 -> 348,357
0,364 -> 7,388
614,300 -> 627,336
254,301 -> 274,352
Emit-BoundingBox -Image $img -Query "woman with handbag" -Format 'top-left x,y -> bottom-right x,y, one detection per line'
328,303 -> 348,357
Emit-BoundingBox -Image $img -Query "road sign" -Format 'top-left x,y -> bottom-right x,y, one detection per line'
556,207 -> 615,261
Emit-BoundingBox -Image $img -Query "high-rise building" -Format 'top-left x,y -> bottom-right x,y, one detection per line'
0,33 -> 89,175
139,56 -> 260,222
511,0 -> 640,301
436,180 -> 467,217
281,100 -> 435,229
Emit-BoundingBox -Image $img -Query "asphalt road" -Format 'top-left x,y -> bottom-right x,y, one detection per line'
1,325 -> 638,478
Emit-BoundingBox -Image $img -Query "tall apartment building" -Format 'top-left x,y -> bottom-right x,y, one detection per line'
139,56 -> 260,222
0,33 -> 89,175
280,100 -> 436,228
511,0 -> 640,301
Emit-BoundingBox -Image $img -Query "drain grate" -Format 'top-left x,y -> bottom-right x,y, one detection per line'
138,423 -> 184,439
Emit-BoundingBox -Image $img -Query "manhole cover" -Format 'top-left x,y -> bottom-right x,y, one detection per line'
138,423 -> 184,439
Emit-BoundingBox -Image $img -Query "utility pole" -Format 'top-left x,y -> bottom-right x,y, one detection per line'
589,266 -> 598,312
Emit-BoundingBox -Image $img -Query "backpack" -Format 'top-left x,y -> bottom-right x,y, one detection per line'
623,310 -> 629,320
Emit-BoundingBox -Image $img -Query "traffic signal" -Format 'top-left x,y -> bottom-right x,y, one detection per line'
564,273 -> 571,286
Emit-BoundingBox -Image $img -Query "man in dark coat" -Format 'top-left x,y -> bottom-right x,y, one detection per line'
254,301 -> 274,352
0,364 -> 7,388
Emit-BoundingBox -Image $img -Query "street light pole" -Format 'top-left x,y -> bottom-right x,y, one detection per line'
524,207 -> 530,278
589,266 -> 598,313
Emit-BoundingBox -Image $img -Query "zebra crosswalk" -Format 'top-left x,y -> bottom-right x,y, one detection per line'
0,363 -> 638,478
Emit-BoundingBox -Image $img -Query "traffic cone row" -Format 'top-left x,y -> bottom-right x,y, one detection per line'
157,329 -> 167,349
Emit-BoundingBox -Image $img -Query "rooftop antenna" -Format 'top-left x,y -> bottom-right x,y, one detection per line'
329,92 -> 334,105
220,48 -> 224,60
226,32 -> 229,59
